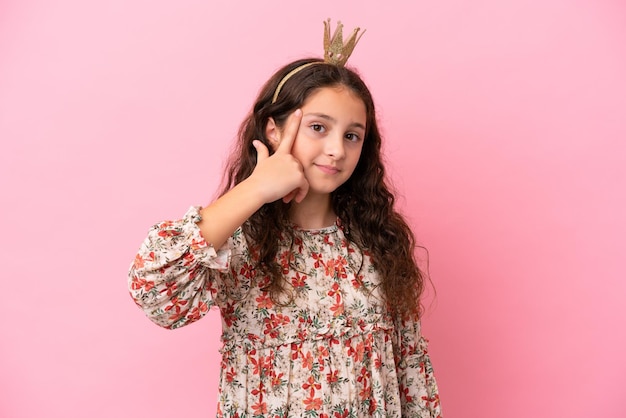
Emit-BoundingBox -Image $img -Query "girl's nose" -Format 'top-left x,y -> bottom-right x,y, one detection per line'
324,134 -> 345,159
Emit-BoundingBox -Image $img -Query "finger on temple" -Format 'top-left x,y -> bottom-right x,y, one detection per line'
276,109 -> 302,154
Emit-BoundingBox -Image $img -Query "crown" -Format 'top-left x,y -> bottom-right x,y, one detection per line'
271,19 -> 366,104
323,19 -> 366,66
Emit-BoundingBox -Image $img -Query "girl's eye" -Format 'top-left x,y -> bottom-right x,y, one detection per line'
310,124 -> 325,133
345,133 -> 361,142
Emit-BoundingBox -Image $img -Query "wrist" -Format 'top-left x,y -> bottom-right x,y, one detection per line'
238,176 -> 270,207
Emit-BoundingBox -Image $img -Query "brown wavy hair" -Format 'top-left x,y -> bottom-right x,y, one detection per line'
220,58 -> 424,316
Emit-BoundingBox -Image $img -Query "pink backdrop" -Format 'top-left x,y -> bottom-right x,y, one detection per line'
1,1 -> 625,417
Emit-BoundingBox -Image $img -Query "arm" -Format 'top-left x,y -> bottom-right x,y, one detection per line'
394,316 -> 442,417
197,176 -> 268,250
198,109 -> 307,250
128,207 -> 230,329
129,110 -> 307,328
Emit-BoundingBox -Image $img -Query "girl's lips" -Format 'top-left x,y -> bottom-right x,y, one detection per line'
316,164 -> 340,174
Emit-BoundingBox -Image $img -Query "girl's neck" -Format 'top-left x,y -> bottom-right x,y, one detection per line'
289,193 -> 336,230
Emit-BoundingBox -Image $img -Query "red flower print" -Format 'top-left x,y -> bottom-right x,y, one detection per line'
330,301 -> 344,317
163,296 -> 187,313
249,354 -> 267,376
303,395 -> 323,411
160,281 -> 178,297
419,360 -> 426,374
341,238 -> 355,253
130,277 -> 155,292
328,282 -> 341,298
255,292 -> 274,309
302,375 -> 321,396
328,336 -> 340,346
294,236 -> 304,252
167,310 -> 185,323
400,385 -> 413,403
239,262 -> 255,279
204,279 -> 218,295
374,356 -> 382,369
278,250 -> 293,274
251,401 -> 267,415
187,301 -> 208,321
157,227 -> 180,238
190,238 -> 206,250
225,367 -> 236,383
351,275 -> 363,289
158,220 -> 174,228
317,345 -> 329,360
326,370 -> 339,384
368,397 -> 377,414
302,351 -> 314,370
291,343 -> 303,361
133,253 -> 145,269
263,313 -> 290,339
311,252 -> 324,268
422,393 -> 440,409
353,342 -> 365,363
358,384 -> 371,400
248,351 -> 263,376
324,258 -> 337,277
324,256 -> 347,279
271,372 -> 284,388
257,275 -> 271,289
291,272 -> 307,288
357,366 -> 369,385
222,303 -> 237,327
335,256 -> 348,279
183,252 -> 194,266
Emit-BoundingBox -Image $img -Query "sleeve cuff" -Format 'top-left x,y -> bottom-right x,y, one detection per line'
182,206 -> 231,271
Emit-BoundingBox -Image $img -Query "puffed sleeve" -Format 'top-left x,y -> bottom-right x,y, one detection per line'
128,206 -> 230,329
394,316 -> 442,417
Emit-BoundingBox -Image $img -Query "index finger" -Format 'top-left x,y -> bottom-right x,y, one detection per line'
275,109 -> 303,154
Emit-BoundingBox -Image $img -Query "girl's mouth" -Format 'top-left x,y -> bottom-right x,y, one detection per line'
315,164 -> 340,174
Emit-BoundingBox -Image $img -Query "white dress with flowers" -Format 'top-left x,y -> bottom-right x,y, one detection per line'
129,207 -> 441,417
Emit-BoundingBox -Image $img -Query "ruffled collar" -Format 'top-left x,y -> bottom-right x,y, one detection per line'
289,217 -> 342,235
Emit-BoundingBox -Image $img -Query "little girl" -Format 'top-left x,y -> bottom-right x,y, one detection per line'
129,20 -> 442,418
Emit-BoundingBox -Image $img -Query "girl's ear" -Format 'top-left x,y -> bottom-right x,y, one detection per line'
265,117 -> 280,151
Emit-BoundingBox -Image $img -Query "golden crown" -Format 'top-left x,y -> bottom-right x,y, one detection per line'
323,19 -> 366,66
271,19 -> 366,104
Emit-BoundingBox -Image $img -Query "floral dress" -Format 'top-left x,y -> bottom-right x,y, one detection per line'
129,207 -> 441,418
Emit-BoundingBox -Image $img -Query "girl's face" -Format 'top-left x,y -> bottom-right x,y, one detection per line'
274,86 -> 367,198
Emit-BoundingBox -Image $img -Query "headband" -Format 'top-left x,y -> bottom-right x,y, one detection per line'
271,19 -> 366,104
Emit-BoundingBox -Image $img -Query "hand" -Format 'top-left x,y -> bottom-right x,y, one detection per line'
250,109 -> 309,204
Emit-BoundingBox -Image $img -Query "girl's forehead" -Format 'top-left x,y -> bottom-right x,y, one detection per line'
304,85 -> 361,102
302,86 -> 367,119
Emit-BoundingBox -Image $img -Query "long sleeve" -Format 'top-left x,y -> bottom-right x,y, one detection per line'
128,206 -> 230,329
394,316 -> 442,417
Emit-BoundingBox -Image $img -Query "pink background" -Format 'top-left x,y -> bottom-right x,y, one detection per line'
1,1 -> 625,417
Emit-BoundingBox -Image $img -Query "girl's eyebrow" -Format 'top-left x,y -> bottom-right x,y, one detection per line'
304,112 -> 366,131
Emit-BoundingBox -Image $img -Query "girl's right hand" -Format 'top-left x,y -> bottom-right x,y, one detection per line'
250,109 -> 309,204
